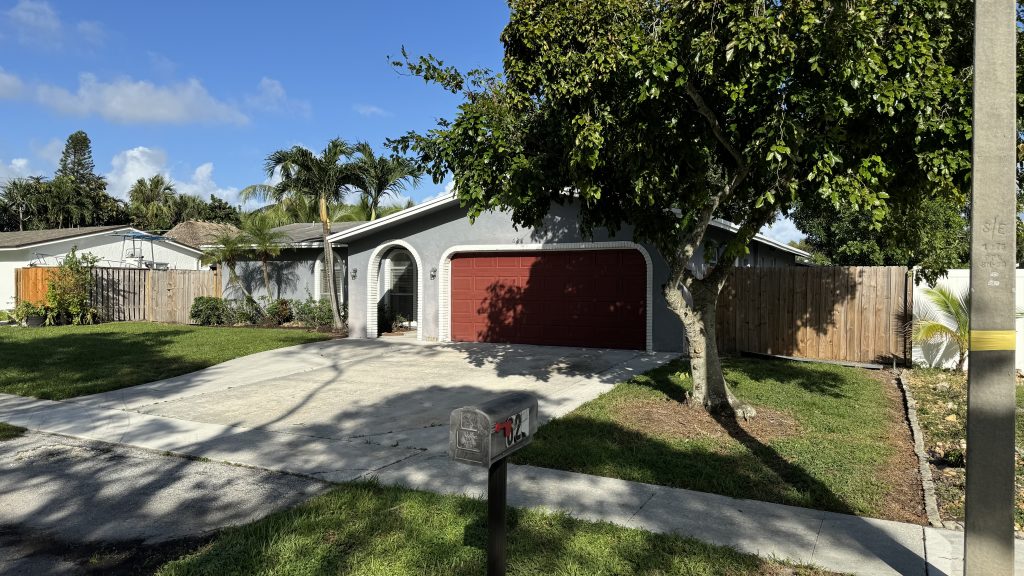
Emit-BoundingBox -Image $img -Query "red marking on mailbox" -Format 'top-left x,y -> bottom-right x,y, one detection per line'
494,420 -> 513,438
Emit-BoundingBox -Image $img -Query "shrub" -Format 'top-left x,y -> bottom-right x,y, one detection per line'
191,296 -> 230,326
0,309 -> 10,322
46,248 -> 99,326
265,299 -> 293,325
377,303 -> 396,334
293,297 -> 337,330
11,301 -> 44,324
226,298 -> 265,325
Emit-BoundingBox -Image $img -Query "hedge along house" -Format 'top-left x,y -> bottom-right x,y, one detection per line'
0,225 -> 204,308
328,194 -> 808,352
219,221 -> 365,304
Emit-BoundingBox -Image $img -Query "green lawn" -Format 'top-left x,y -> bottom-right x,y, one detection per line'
513,358 -> 919,521
0,422 -> 25,441
0,322 -> 330,400
158,481 -> 832,576
904,369 -> 1024,529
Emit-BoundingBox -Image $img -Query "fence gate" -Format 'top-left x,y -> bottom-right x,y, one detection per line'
146,269 -> 222,324
716,266 -> 913,365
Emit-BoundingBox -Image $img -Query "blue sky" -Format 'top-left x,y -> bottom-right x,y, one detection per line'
0,0 -> 803,243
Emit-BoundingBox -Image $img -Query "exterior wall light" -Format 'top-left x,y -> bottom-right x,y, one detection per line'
430,267 -> 438,280
351,268 -> 358,280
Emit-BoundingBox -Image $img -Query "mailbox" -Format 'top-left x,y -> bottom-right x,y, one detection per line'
449,392 -> 539,468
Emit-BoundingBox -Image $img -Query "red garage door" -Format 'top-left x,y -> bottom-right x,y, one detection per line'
450,250 -> 646,349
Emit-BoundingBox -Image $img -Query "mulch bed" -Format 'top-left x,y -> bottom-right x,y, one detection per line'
614,399 -> 803,444
870,369 -> 928,524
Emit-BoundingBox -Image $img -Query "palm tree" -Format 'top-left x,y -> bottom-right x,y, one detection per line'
243,193 -> 356,227
244,139 -> 356,329
348,142 -> 422,221
912,285 -> 1024,371
129,175 -> 176,231
241,213 -> 289,300
335,196 -> 413,222
1,176 -> 43,231
201,230 -> 258,306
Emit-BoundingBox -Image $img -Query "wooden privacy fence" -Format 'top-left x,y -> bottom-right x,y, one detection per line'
146,268 -> 222,323
14,267 -> 56,305
15,266 -> 221,324
716,266 -> 913,365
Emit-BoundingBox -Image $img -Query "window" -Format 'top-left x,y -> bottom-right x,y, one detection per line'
388,250 -> 416,323
315,250 -> 345,303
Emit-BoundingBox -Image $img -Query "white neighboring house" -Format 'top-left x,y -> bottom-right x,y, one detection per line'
0,225 -> 205,309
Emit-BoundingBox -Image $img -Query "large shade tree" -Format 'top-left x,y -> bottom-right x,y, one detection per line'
245,139 -> 357,329
394,0 -> 968,415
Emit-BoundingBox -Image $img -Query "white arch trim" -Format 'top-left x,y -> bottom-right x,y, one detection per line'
438,242 -> 654,352
366,240 -> 424,341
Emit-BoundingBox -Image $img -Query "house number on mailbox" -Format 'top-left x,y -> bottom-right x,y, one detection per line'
494,408 -> 530,448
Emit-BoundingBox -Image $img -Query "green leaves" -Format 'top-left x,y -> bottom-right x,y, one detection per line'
392,0 -> 970,277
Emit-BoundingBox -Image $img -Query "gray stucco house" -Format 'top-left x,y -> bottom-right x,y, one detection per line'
325,194 -> 807,352
225,222 -> 362,303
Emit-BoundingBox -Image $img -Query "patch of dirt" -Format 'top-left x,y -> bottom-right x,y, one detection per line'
0,525 -> 210,575
612,399 -> 803,444
871,369 -> 928,525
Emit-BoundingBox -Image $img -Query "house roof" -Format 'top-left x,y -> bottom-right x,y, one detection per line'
272,221 -> 365,244
0,225 -> 203,255
326,193 -> 460,243
325,193 -> 811,259
164,221 -> 241,249
0,225 -> 129,250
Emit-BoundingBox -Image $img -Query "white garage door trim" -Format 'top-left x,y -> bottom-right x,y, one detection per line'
438,242 -> 654,352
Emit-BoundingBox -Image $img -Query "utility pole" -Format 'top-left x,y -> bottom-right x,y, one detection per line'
964,0 -> 1017,572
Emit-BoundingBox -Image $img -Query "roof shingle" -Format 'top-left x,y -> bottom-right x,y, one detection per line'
0,225 -> 129,249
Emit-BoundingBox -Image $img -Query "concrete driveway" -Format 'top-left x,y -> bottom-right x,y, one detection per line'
70,338 -> 674,453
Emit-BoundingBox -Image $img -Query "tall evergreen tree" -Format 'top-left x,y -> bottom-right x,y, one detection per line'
56,131 -> 107,198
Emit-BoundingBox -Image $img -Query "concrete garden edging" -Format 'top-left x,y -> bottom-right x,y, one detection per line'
894,371 -> 943,528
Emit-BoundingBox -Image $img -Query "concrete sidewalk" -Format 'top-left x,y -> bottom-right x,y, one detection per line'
0,392 -> 1018,575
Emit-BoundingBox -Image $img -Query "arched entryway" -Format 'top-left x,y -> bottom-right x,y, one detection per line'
366,240 -> 424,340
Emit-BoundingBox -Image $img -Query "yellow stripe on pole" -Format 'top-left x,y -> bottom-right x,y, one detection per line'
970,330 -> 1017,351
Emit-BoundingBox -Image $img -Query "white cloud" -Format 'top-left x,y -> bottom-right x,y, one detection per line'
245,77 -> 310,116
353,104 -> 391,117
0,158 -> 43,184
36,73 -> 249,125
0,67 -> 23,98
105,147 -> 239,205
759,215 -> 804,245
75,20 -> 103,46
7,0 -> 60,46
176,162 -> 239,203
105,146 -> 169,199
418,180 -> 455,204
6,1 -> 104,49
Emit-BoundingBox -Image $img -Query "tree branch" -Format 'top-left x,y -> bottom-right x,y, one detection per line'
684,80 -> 748,181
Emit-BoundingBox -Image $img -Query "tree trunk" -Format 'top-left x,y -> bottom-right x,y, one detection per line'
665,272 -> 756,418
261,258 -> 274,301
226,265 -> 258,307
320,195 -> 344,330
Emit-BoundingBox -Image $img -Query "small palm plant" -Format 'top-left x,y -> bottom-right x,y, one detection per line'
202,231 -> 259,308
241,213 -> 289,300
913,285 -> 1022,372
912,286 -> 970,372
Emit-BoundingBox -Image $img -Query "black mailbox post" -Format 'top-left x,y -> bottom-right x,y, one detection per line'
449,392 -> 538,576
